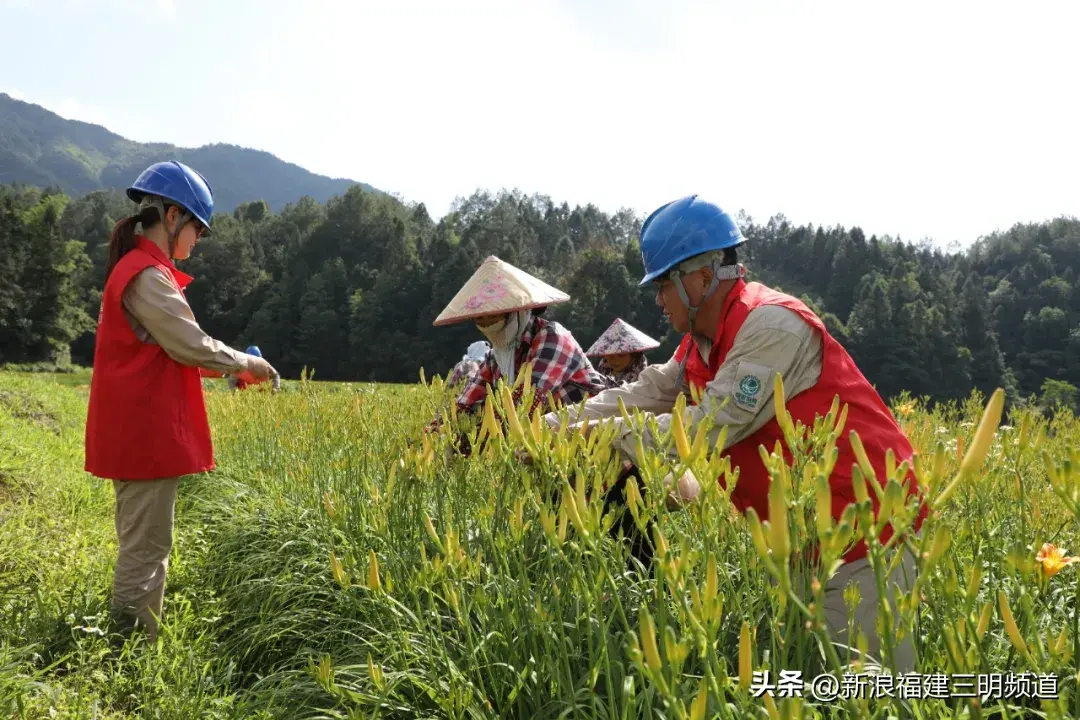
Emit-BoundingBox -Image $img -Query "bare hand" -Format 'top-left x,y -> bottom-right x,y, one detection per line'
663,468 -> 702,510
246,356 -> 277,381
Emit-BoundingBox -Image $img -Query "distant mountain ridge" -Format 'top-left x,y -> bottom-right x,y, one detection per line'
0,93 -> 378,212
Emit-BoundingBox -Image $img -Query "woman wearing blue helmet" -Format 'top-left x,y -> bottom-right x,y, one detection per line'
543,195 -> 926,671
85,160 -> 278,641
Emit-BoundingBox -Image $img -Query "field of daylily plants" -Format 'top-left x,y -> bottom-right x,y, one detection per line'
1,368 -> 1078,719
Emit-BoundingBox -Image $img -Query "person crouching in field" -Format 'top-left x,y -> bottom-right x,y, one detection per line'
586,318 -> 660,386
427,256 -> 609,447
542,195 -> 928,671
228,345 -> 281,391
447,341 -> 491,388
84,161 -> 278,641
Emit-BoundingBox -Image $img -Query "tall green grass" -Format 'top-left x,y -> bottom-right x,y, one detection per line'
1,370 -> 1077,718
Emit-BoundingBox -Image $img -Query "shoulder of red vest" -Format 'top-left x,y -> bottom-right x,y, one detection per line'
105,248 -> 169,296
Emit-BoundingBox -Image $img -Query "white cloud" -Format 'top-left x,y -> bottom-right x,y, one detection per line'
155,0 -> 175,20
53,97 -> 111,127
6,88 -> 25,100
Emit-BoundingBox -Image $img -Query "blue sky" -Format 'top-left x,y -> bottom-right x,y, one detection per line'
2,0 -> 1078,248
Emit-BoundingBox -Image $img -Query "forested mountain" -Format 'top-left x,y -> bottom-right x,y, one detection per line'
0,93 -> 377,211
2,180 -> 1078,413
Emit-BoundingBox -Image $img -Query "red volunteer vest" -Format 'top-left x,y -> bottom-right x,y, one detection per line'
84,236 -> 215,480
674,280 -> 927,562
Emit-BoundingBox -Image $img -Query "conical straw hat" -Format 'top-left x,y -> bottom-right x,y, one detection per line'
433,255 -> 570,326
586,318 -> 660,356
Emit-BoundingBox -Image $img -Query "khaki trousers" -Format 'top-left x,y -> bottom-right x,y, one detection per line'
110,477 -> 180,640
818,544 -> 918,672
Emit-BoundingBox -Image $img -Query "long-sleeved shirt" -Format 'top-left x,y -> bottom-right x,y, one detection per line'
544,304 -> 824,466
455,315 -> 612,419
122,266 -> 252,375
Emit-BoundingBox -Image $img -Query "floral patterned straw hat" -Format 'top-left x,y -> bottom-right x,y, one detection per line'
585,318 -> 661,356
433,255 -> 570,326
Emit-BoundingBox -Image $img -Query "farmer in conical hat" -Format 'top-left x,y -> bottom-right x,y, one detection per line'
586,318 -> 660,385
541,195 -> 928,671
430,255 -> 608,426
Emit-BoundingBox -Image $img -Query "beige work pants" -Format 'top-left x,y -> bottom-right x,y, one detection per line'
110,477 -> 180,641
818,544 -> 919,672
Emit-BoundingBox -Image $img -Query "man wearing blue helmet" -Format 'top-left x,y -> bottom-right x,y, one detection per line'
543,195 -> 927,671
85,160 -> 278,641
229,345 -> 281,391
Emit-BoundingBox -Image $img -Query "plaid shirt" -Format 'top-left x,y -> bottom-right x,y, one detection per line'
455,316 -> 612,419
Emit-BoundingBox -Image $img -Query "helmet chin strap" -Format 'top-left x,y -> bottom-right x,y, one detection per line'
670,259 -> 746,385
142,197 -> 191,260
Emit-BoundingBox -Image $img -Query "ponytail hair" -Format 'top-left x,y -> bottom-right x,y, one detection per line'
104,204 -> 161,282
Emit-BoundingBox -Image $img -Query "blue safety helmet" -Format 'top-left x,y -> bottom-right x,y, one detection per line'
127,160 -> 215,232
638,195 -> 745,286
246,345 -> 262,358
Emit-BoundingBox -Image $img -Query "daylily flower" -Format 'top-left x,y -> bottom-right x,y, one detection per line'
1036,543 -> 1080,578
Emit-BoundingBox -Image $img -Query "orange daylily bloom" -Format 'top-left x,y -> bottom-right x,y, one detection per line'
1036,543 -> 1080,578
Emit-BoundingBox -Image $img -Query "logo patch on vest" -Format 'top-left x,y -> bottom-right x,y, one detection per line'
733,361 -> 770,411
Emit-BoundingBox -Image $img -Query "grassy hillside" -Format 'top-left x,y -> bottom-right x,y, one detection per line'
0,93 -> 378,211
1,371 -> 1078,718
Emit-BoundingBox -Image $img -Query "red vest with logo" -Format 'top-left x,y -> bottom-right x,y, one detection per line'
84,237 -> 215,480
674,280 -> 927,562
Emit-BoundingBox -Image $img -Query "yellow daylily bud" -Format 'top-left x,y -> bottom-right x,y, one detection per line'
746,508 -> 771,559
481,396 -> 502,441
557,504 -> 568,545
639,607 -> 662,672
671,408 -> 692,461
965,565 -> 982,604
763,694 -> 780,720
652,525 -> 670,560
851,465 -> 869,505
689,676 -> 708,720
367,550 -> 382,592
704,552 -> 718,607
367,654 -> 384,690
849,431 -> 877,484
738,620 -> 752,689
714,424 -> 730,455
773,374 -> 795,441
521,363 -> 533,398
1018,412 -> 1031,453
998,590 -> 1032,663
500,385 -> 527,445
835,402 -> 849,437
510,497 -> 525,539
959,389 -> 1004,477
424,514 -> 444,553
529,407 -> 544,449
562,483 -> 588,538
539,504 -> 556,539
330,551 -> 349,589
688,416 -> 710,465
976,600 -> 993,640
626,476 -> 642,521
1053,627 -> 1069,658
874,479 -> 902,535
926,525 -> 951,566
768,482 -> 790,562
